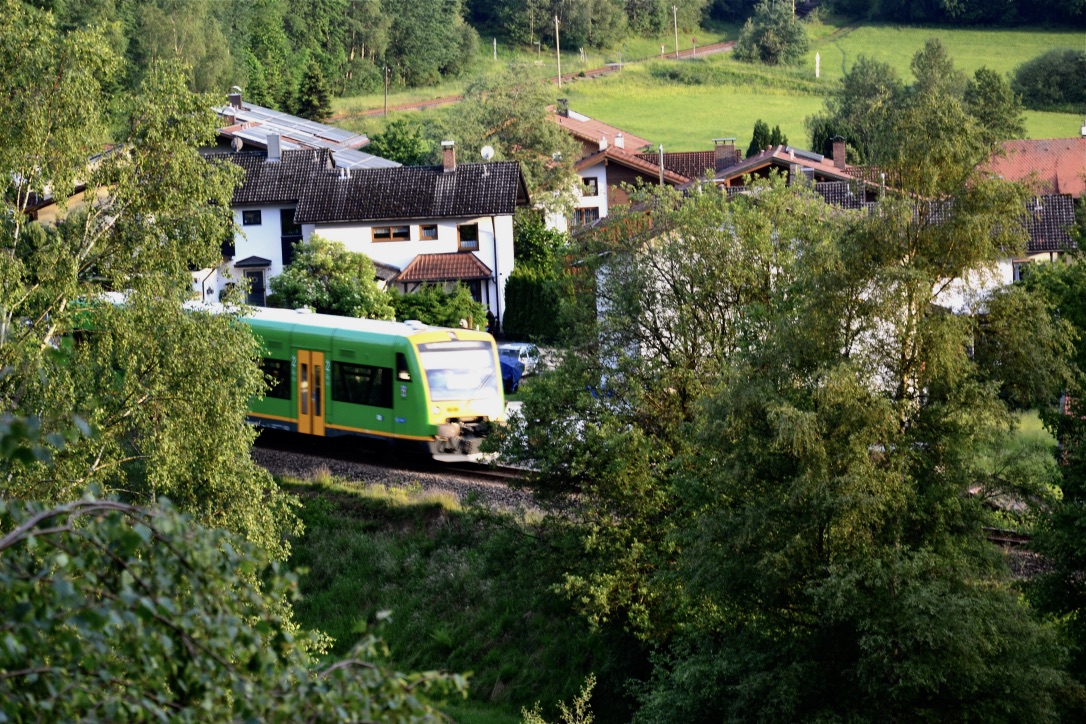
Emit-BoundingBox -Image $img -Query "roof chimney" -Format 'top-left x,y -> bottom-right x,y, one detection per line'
1081,118 -> 1086,137
557,98 -> 570,117
713,137 -> 738,173
441,140 -> 456,173
266,133 -> 281,163
614,132 -> 624,149
599,135 -> 608,152
832,137 -> 847,169
228,87 -> 242,109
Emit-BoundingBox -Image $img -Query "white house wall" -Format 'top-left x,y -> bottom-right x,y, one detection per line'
312,215 -> 514,318
192,204 -> 297,301
577,162 -> 609,219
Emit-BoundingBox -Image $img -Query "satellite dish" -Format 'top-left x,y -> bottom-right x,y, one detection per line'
231,136 -> 243,152
480,145 -> 494,161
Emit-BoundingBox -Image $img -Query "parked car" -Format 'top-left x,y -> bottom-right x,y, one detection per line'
500,357 -> 524,394
498,342 -> 542,376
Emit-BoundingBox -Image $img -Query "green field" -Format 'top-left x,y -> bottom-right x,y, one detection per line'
338,19 -> 1083,154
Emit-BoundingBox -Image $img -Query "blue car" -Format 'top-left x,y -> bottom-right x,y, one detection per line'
501,357 -> 524,394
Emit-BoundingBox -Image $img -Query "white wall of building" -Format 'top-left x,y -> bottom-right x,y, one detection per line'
312,214 -> 515,318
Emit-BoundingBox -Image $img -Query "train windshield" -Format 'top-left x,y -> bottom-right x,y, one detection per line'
418,341 -> 501,401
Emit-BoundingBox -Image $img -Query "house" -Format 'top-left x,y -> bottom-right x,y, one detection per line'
550,103 -> 739,230
213,89 -> 399,171
199,141 -> 530,327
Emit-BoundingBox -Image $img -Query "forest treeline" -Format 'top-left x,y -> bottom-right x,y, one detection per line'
28,0 -> 1083,118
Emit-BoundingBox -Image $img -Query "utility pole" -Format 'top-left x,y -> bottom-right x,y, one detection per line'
555,15 -> 561,88
658,144 -> 664,186
383,65 -> 389,116
493,38 -> 497,61
673,6 -> 679,59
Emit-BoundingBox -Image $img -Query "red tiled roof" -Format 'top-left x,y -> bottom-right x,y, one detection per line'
575,147 -> 689,185
395,252 -> 492,283
550,110 -> 652,152
985,138 -> 1086,198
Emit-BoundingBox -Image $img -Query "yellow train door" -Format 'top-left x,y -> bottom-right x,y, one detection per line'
296,350 -> 326,436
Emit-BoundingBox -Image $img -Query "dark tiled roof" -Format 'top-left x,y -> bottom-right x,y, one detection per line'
295,162 -> 528,223
812,181 -> 862,209
1023,194 -> 1076,254
395,252 -> 492,283
212,151 -> 529,222
636,151 -> 718,181
373,261 -> 401,281
207,149 -> 333,206
234,256 -> 272,268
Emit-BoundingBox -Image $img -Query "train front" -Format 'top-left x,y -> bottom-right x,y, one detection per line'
415,333 -> 506,461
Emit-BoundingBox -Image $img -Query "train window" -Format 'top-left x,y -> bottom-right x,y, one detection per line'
313,364 -> 322,416
417,340 -> 501,401
260,358 -> 292,400
300,363 -> 309,414
396,353 -> 411,382
332,362 -> 393,408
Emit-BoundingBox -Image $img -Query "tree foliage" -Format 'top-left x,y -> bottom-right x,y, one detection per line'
267,235 -> 396,319
0,1 -> 298,559
296,56 -> 332,120
499,62 -> 1077,718
390,284 -> 487,328
0,494 -> 466,721
733,0 -> 810,66
1012,48 -> 1086,113
807,40 -> 1024,164
446,69 -> 579,211
367,118 -> 434,166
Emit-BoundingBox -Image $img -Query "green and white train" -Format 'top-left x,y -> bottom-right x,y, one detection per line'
244,307 -> 506,460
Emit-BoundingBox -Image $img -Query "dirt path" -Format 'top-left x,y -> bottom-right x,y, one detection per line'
329,40 -> 736,122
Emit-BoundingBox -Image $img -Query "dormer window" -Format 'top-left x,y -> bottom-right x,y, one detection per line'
582,178 -> 599,197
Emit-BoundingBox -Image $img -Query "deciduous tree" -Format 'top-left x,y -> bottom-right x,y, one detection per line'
733,0 -> 810,66
0,494 -> 466,721
0,1 -> 298,558
267,234 -> 396,319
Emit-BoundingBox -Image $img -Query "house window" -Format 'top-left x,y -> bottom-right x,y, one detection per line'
582,177 -> 599,197
373,225 -> 410,242
574,207 -> 600,227
242,210 -> 262,226
280,208 -> 301,266
1013,260 -> 1033,282
458,223 -> 479,251
420,224 -> 438,240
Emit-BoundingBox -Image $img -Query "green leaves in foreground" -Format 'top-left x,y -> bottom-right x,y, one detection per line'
0,494 -> 465,722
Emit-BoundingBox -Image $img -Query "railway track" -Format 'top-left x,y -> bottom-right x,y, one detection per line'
331,41 -> 735,121
252,429 -> 534,510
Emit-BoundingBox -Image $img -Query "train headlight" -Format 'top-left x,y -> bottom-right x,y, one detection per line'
431,405 -> 440,415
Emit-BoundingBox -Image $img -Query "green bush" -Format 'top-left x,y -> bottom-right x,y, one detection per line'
503,268 -> 563,342
390,283 -> 487,329
1012,49 -> 1086,112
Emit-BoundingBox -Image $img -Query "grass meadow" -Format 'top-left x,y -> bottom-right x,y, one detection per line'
336,18 -> 1082,154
